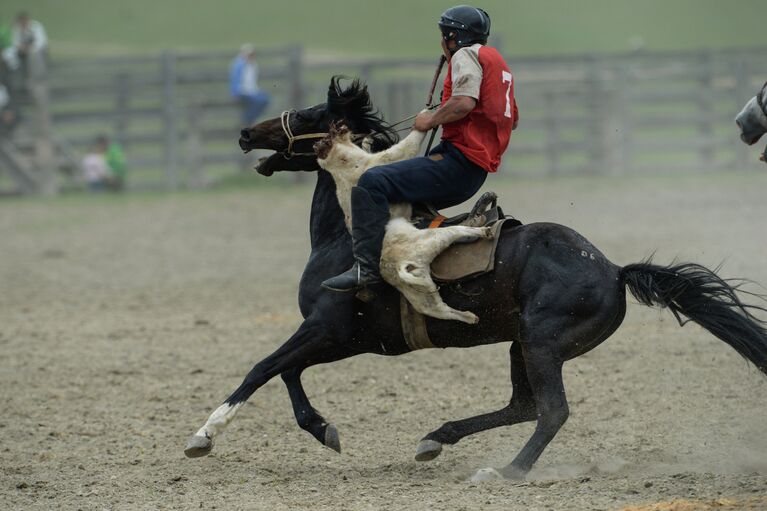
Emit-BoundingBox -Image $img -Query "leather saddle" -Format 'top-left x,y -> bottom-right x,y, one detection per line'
411,191 -> 506,230
397,191 -> 523,351
412,191 -> 522,283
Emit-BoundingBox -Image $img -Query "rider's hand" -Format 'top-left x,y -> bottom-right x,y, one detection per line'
414,111 -> 434,132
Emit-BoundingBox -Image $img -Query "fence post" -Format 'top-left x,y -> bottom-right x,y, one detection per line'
586,56 -> 609,174
733,56 -> 752,170
543,90 -> 561,176
288,45 -> 304,109
186,99 -> 204,189
29,52 -> 57,195
696,51 -> 716,170
114,72 -> 130,146
287,45 -> 306,184
386,81 -> 399,125
614,62 -> 634,175
161,51 -> 179,190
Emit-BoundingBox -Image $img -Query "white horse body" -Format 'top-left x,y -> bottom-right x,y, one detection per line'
315,125 -> 492,324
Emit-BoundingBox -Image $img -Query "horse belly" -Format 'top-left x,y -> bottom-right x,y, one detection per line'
425,275 -> 520,348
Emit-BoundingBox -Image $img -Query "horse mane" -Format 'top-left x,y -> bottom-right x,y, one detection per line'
328,75 -> 399,152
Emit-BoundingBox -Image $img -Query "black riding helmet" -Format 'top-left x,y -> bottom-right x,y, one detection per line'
438,5 -> 491,50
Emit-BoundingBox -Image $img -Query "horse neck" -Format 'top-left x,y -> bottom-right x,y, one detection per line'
309,169 -> 350,249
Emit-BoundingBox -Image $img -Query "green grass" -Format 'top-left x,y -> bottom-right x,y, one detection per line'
0,0 -> 765,58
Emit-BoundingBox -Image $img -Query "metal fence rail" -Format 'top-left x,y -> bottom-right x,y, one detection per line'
1,45 -> 765,194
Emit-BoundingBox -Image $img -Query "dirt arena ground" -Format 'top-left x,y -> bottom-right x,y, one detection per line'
3,171 -> 767,510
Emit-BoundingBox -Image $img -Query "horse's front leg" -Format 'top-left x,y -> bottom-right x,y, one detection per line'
281,345 -> 360,453
184,320 -> 334,458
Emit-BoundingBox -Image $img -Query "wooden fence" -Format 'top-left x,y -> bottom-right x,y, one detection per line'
1,45 -> 765,194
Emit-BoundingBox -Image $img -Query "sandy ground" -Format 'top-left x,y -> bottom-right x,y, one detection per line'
2,171 -> 767,511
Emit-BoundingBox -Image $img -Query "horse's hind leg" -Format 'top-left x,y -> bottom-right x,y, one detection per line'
500,338 -> 568,479
281,346 -> 359,453
184,320 -> 334,458
489,286 -> 627,479
415,341 -> 536,461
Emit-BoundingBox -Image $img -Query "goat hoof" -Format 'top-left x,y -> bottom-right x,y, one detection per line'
415,439 -> 443,461
324,424 -> 341,453
184,434 -> 213,458
457,312 -> 479,325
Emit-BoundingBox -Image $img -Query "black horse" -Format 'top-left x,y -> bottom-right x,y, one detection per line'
185,77 -> 767,479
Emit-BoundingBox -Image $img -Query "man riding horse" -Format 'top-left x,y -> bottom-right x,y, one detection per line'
322,5 -> 519,293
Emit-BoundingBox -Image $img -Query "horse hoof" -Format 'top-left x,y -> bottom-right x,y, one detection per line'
500,464 -> 527,480
469,467 -> 503,482
414,439 -> 443,461
184,434 -> 213,458
324,424 -> 341,453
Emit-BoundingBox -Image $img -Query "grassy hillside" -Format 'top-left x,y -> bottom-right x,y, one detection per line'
0,0 -> 765,58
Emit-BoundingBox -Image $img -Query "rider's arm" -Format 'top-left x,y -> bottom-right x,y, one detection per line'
415,95 -> 476,131
414,46 -> 482,132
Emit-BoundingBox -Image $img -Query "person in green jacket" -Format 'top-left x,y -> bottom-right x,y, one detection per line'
0,22 -> 11,50
105,140 -> 127,191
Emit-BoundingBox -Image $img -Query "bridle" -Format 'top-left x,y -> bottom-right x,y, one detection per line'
279,110 -> 372,159
278,106 -> 439,160
279,110 -> 332,159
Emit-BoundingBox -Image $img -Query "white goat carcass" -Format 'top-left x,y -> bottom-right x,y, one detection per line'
314,123 -> 493,324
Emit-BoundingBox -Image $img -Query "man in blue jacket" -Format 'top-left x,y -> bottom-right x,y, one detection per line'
229,44 -> 270,125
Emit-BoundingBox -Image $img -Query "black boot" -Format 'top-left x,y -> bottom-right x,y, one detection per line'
322,186 -> 389,292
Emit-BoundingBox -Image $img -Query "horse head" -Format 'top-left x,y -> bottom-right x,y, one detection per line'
239,76 -> 398,176
735,81 -> 767,162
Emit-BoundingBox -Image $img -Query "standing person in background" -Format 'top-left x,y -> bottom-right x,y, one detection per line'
11,11 -> 48,82
229,44 -> 270,126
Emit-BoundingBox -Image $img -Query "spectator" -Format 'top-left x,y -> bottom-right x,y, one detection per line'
0,17 -> 18,81
229,44 -> 270,125
0,82 -> 19,135
81,136 -> 111,191
11,11 -> 48,81
105,139 -> 127,191
0,17 -> 10,53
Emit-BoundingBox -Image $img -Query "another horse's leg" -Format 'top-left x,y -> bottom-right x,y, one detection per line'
281,346 -> 359,453
184,320 -> 333,458
415,341 -> 536,461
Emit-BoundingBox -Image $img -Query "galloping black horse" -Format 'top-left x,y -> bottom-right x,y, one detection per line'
185,77 -> 767,479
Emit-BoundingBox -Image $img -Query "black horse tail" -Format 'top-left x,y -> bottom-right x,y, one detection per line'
620,260 -> 767,375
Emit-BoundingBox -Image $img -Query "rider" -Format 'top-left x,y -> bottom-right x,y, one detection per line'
322,5 -> 518,293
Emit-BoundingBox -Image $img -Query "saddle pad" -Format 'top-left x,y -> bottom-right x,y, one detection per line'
430,218 -> 520,283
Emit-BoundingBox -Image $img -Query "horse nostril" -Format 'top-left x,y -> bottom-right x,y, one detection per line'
735,119 -> 742,129
240,129 -> 251,140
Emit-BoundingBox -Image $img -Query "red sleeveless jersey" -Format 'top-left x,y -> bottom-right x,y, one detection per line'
441,45 -> 517,173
